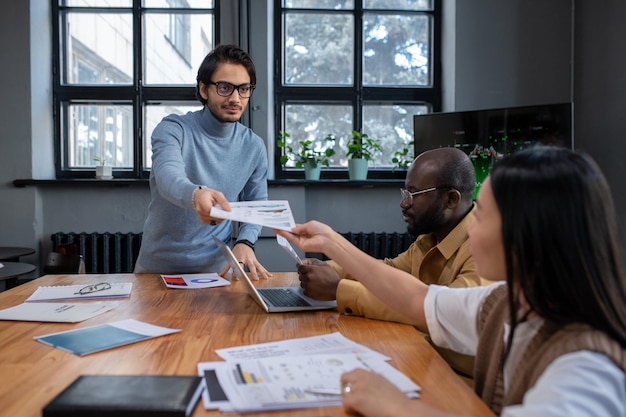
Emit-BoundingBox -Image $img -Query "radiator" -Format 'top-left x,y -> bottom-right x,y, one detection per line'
341,232 -> 414,258
50,232 -> 143,274
308,232 -> 414,260
50,231 -> 412,273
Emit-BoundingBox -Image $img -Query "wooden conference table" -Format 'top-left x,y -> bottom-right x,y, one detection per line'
0,273 -> 495,417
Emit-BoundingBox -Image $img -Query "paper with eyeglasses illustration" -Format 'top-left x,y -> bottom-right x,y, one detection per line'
24,282 -> 133,302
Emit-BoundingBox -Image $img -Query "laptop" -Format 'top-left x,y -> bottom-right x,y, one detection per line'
212,236 -> 337,313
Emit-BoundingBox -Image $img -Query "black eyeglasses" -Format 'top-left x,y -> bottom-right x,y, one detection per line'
400,185 -> 459,205
74,282 -> 111,295
209,81 -> 255,98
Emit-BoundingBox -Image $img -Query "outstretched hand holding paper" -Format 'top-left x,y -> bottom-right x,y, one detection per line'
211,200 -> 304,265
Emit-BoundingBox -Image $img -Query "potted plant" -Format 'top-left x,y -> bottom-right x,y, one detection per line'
346,130 -> 382,180
94,156 -> 113,180
391,140 -> 414,172
277,131 -> 336,180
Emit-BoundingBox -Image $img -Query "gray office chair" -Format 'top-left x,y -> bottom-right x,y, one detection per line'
43,252 -> 86,274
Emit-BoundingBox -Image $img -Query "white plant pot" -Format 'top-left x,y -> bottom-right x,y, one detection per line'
95,165 -> 113,180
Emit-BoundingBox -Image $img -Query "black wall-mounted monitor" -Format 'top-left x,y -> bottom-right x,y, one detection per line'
413,103 -> 573,198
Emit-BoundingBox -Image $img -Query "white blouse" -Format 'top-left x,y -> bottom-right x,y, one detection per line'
424,283 -> 626,417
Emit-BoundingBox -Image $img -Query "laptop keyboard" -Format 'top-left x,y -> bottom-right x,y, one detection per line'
258,288 -> 312,307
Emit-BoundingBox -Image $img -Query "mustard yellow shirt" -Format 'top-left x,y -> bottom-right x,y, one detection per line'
333,205 -> 489,325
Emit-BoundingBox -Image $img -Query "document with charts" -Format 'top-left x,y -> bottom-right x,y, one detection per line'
210,200 -> 295,231
197,332 -> 420,412
200,353 -> 419,413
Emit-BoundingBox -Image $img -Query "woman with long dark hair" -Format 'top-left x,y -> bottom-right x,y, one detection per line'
276,146 -> 626,416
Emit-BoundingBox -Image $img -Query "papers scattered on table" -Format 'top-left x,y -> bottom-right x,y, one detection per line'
0,301 -> 115,323
161,273 -> 231,289
25,282 -> 133,302
197,332 -> 420,413
203,353 -> 418,413
35,318 -> 181,356
210,200 -> 296,231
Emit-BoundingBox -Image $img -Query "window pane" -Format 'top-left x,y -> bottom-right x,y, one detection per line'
363,104 -> 428,167
63,12 -> 133,85
63,0 -> 132,6
282,104 -> 352,167
144,103 -> 203,168
283,0 -> 354,8
284,13 -> 354,85
363,13 -> 430,86
65,104 -> 133,168
143,0 -> 214,7
144,12 -> 214,84
363,0 -> 432,10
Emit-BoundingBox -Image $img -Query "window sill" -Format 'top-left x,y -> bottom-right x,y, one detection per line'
13,178 -> 404,188
13,178 -> 148,188
268,179 -> 404,188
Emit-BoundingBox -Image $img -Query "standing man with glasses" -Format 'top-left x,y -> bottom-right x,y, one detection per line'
135,45 -> 271,280
297,147 -> 491,380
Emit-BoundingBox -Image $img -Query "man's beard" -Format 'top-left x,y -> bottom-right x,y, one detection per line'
407,201 -> 446,237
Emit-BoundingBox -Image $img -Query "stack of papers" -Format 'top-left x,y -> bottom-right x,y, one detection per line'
197,332 -> 420,413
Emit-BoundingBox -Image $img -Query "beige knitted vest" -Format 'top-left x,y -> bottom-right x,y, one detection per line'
473,285 -> 626,415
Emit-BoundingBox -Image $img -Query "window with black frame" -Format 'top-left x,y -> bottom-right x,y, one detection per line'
275,0 -> 441,180
52,0 -> 216,179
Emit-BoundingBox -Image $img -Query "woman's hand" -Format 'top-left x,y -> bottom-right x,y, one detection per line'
340,369 -> 413,417
341,368 -> 459,417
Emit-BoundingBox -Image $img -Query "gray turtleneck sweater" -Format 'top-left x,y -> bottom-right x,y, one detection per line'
134,106 -> 268,274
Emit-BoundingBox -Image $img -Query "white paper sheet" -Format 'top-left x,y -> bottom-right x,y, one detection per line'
215,331 -> 389,362
210,200 -> 296,231
0,301 -> 114,323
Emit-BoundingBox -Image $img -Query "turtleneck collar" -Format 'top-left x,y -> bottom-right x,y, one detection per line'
199,106 -> 237,139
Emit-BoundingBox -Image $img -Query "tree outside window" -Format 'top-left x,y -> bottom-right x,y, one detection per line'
52,0 -> 214,178
276,0 -> 440,179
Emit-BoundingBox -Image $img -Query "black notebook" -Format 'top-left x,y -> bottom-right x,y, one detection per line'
42,375 -> 204,417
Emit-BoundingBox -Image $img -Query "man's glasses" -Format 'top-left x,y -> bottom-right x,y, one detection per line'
74,282 -> 111,295
209,81 -> 255,98
400,185 -> 459,205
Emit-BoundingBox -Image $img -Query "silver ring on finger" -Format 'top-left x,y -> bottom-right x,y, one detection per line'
342,382 -> 352,394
